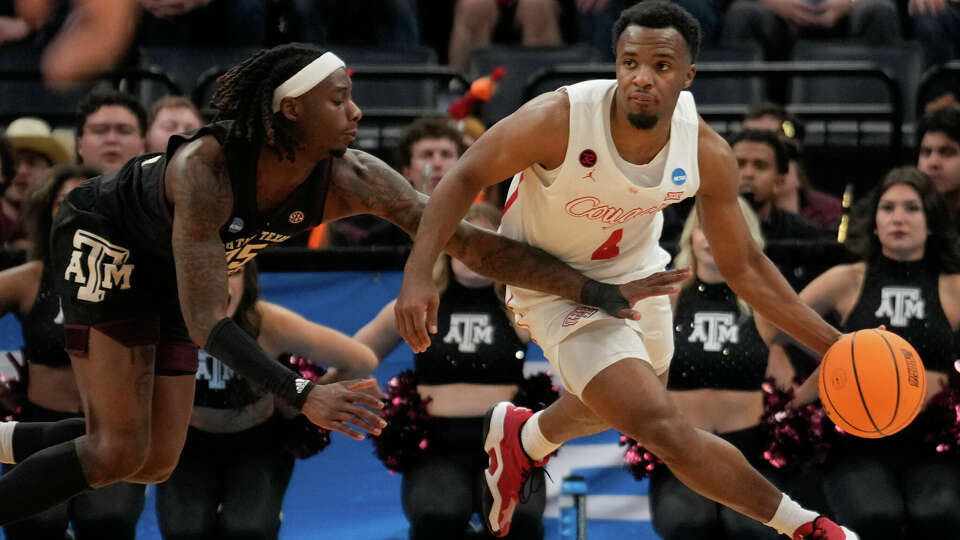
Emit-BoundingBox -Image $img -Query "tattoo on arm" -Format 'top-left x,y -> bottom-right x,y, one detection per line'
169,144 -> 234,344
331,150 -> 427,235
337,150 -> 594,304
446,226 -> 590,304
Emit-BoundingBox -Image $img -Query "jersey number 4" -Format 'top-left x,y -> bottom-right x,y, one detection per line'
591,229 -> 623,260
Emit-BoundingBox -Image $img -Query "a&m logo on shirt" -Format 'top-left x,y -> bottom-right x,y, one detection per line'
688,312 -> 739,352
875,287 -> 925,327
196,350 -> 235,388
444,313 -> 494,352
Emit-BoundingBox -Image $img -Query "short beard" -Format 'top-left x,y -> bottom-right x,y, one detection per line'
330,147 -> 347,158
627,112 -> 658,130
740,191 -> 764,212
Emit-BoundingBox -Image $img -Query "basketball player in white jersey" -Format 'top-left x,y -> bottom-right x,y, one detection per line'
396,2 -> 859,539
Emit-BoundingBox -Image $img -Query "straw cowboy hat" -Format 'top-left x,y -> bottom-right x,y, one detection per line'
4,117 -> 71,165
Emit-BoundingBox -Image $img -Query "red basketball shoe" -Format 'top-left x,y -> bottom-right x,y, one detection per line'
481,402 -> 550,537
793,516 -> 860,540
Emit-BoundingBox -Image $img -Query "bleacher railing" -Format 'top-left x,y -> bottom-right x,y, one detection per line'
523,61 -> 903,160
0,67 -> 182,125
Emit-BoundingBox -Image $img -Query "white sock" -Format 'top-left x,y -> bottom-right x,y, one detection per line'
0,421 -> 17,464
519,412 -> 560,461
764,493 -> 819,537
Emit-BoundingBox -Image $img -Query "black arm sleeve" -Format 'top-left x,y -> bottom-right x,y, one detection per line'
581,280 -> 630,315
204,318 -> 315,409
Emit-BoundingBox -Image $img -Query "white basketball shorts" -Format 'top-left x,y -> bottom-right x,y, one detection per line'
538,295 -> 674,397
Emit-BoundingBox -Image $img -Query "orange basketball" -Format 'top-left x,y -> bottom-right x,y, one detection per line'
818,329 -> 926,438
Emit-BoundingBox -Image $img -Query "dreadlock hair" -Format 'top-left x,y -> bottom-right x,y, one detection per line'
210,43 -> 327,162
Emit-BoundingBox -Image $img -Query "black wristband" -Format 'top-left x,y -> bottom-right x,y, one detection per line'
581,280 -> 630,315
205,318 -> 315,410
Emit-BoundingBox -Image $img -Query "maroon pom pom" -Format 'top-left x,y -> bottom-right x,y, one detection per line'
514,371 -> 560,413
279,354 -> 332,459
620,434 -> 662,480
917,363 -> 960,455
372,370 -> 433,474
282,415 -> 332,459
0,353 -> 27,421
373,370 -> 562,474
760,378 -> 832,469
285,353 -> 328,383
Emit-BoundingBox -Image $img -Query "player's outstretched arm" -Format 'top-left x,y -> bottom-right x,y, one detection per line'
694,121 -> 842,356
166,137 -> 383,439
754,263 -> 863,348
326,145 -> 688,351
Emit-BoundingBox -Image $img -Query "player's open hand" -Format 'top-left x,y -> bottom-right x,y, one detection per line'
395,270 -> 440,353
301,378 -> 386,440
609,268 -> 691,318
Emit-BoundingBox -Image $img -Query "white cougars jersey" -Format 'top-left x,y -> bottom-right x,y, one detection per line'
500,80 -> 700,345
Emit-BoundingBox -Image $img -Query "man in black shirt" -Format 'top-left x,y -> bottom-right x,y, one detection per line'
730,129 -> 830,291
917,106 -> 960,220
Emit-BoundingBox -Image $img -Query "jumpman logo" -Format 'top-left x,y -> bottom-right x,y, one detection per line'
582,170 -> 597,182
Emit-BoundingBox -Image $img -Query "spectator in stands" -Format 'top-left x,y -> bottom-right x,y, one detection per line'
447,0 -> 565,71
146,96 -> 204,153
1,117 -> 71,254
0,5 -> 32,45
0,0 -> 68,48
0,163 -> 147,540
322,117 -> 468,247
917,106 -> 960,216
651,197 -> 796,540
584,0 -> 734,46
399,117 -> 468,196
10,0 -> 136,85
731,129 -> 825,240
730,129 -> 828,290
742,103 -> 844,229
288,0 -> 419,49
136,0 -> 265,47
761,167 -> 960,540
722,0 -> 901,60
74,88 -> 147,172
0,133 -> 14,205
911,0 -> 959,70
156,261 -> 378,540
355,202 -> 545,540
0,133 -> 19,269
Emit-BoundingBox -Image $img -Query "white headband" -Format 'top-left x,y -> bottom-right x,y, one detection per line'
271,52 -> 346,113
